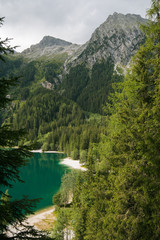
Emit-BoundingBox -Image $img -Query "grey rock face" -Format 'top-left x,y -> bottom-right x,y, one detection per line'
38,36 -> 72,47
21,36 -> 81,60
67,13 -> 147,69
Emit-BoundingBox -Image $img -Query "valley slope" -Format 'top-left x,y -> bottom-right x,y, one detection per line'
0,12 -> 147,159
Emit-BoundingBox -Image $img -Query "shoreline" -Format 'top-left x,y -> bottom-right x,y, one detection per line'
31,150 -> 87,171
25,152 -> 87,228
60,157 -> 87,171
26,206 -> 55,226
8,206 -> 56,234
31,149 -> 64,153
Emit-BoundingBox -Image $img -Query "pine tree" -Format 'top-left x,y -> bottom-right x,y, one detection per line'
99,1 -> 160,238
72,1 -> 160,239
0,18 -> 50,240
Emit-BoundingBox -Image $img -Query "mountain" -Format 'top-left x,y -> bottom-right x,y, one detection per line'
21,36 -> 81,60
18,13 -> 147,69
60,13 -> 147,113
66,13 -> 147,69
0,12 -> 148,151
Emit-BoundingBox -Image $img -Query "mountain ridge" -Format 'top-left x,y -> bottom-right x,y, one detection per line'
66,12 -> 147,69
19,12 -> 147,69
21,35 -> 81,60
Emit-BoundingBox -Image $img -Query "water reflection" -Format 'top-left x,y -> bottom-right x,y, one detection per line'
9,153 -> 69,210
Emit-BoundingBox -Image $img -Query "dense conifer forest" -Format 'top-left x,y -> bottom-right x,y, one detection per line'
0,46 -> 122,160
52,1 -> 160,239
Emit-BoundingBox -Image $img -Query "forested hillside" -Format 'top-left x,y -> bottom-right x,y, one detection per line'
8,86 -> 106,161
0,57 -> 108,161
61,57 -> 123,113
0,13 -> 146,158
51,1 -> 160,239
1,57 -> 122,161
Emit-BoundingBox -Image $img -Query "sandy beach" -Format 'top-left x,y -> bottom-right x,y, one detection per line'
26,206 -> 55,226
31,149 -> 64,154
60,157 -> 87,171
7,206 -> 55,236
31,150 -> 87,171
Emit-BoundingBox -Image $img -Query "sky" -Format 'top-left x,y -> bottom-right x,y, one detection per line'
0,0 -> 151,52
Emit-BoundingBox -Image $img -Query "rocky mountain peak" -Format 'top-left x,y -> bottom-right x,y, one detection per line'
20,13 -> 147,69
38,36 -> 72,48
67,13 -> 147,69
21,36 -> 80,60
106,12 -> 145,28
92,12 -> 146,40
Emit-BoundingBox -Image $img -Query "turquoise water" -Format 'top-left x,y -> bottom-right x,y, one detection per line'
9,153 -> 70,211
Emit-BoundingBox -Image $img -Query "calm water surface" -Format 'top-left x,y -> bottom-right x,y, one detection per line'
9,153 -> 70,211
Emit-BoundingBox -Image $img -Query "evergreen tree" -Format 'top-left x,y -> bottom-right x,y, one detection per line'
72,1 -> 160,239
0,18 -> 50,239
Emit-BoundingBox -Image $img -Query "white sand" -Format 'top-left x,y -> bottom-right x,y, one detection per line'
31,150 -> 87,171
31,149 -> 43,153
60,157 -> 87,171
7,207 -> 55,236
26,207 -> 55,226
31,150 -> 64,153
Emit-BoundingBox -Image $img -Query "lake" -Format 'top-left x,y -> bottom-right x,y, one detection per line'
9,152 -> 70,211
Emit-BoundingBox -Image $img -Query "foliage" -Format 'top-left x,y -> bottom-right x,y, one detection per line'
70,1 -> 160,239
53,171 -> 81,207
52,171 -> 85,239
50,208 -> 73,240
